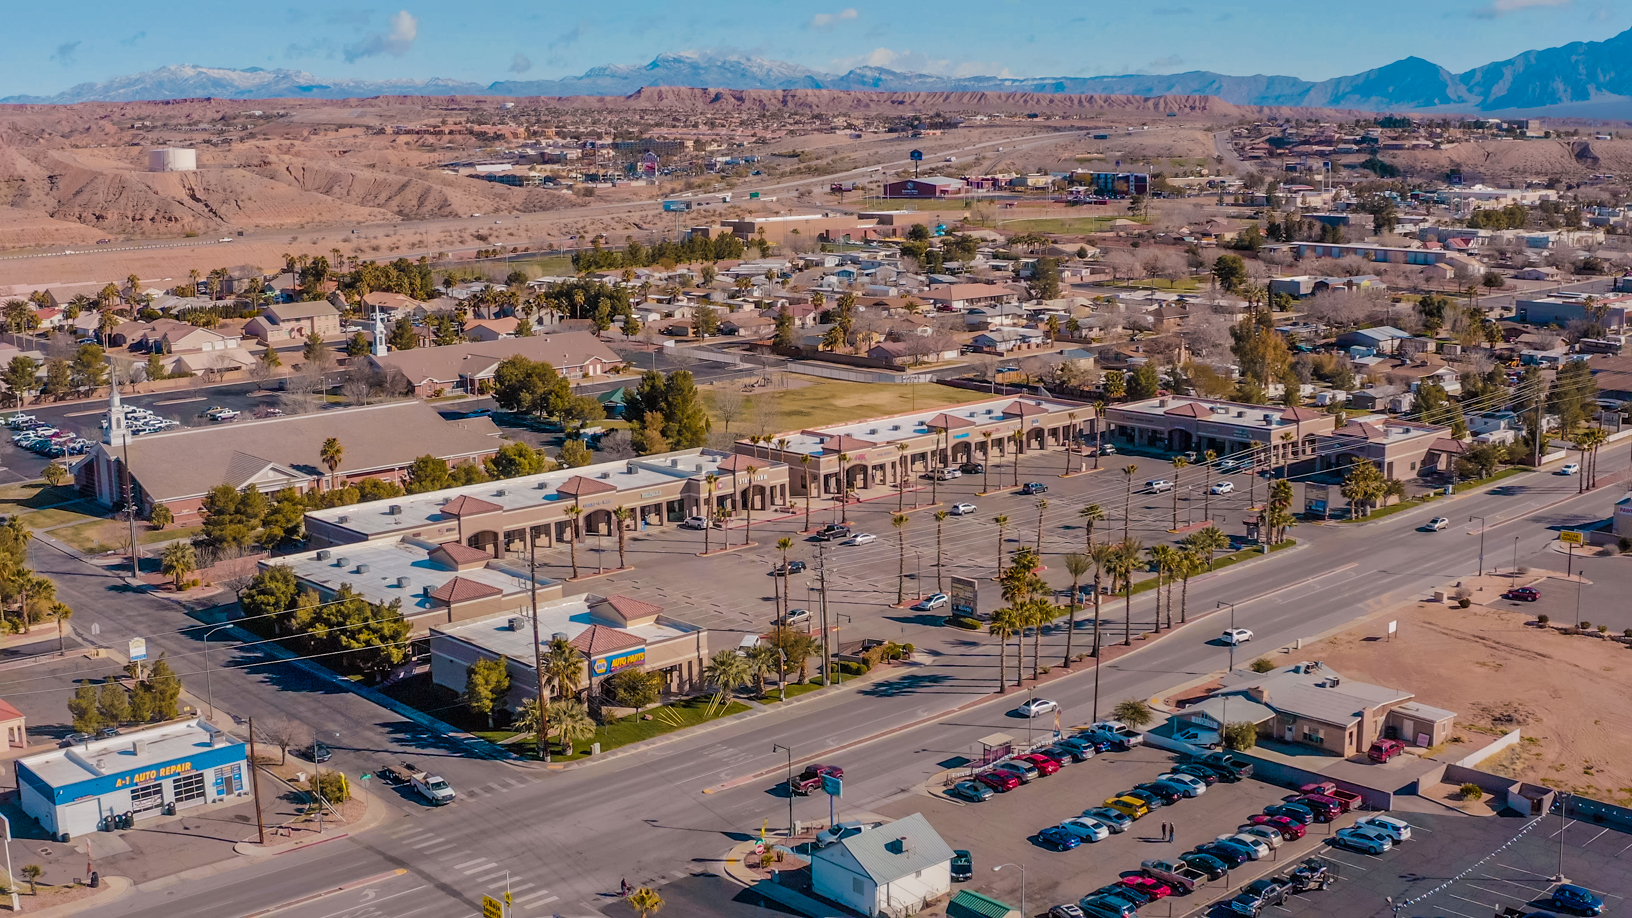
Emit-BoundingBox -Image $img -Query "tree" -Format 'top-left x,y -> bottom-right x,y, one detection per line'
144,655 -> 182,720
160,542 -> 196,590
602,667 -> 663,710
1062,552 -> 1090,667
1128,362 -> 1160,400
628,886 -> 664,918
1027,257 -> 1061,301
404,455 -> 452,493
891,512 -> 910,604
486,441 -> 551,479
201,485 -> 268,549
97,680 -> 130,726
1212,254 -> 1247,293
68,683 -> 103,733
3,356 -> 38,406
1184,524 -> 1228,570
345,331 -> 371,356
40,463 -> 65,488
389,318 -> 417,350
612,506 -> 631,569
772,306 -> 795,350
20,864 -> 41,897
989,607 -> 1020,693
703,649 -> 750,714
1340,460 -> 1387,518
464,656 -> 511,728
320,438 -> 344,490
492,356 -> 569,417
743,644 -> 780,698
692,304 -> 719,338
992,514 -> 1009,578
558,439 -> 592,468
1111,698 -> 1154,728
563,505 -> 584,578
1223,722 -> 1259,751
40,359 -> 71,401
661,371 -> 711,448
548,699 -> 596,753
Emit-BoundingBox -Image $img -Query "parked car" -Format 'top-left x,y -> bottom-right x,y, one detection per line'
1077,895 -> 1138,918
1237,824 -> 1285,849
1048,905 -> 1086,918
1263,802 -> 1316,824
1229,877 -> 1291,916
771,560 -> 807,576
1146,479 -> 1174,493
1298,794 -> 1343,821
815,820 -> 872,848
1015,753 -> 1061,776
1221,628 -> 1254,645
1355,815 -> 1413,843
1549,883 -> 1604,915
1368,738 -> 1406,762
950,503 -> 978,516
1020,482 -> 1048,495
1057,817 -> 1110,843
1037,826 -> 1081,850
1133,782 -> 1184,805
1120,876 -> 1171,900
949,780 -> 993,802
776,608 -> 812,627
1170,763 -> 1219,785
300,742 -> 332,763
959,462 -> 984,475
951,850 -> 973,881
814,525 -> 852,541
1186,750 -> 1252,779
1053,738 -> 1100,761
1193,841 -> 1249,868
1083,806 -> 1133,833
1223,833 -> 1271,860
1103,795 -> 1150,819
1332,826 -> 1392,854
842,533 -> 877,546
1121,788 -> 1165,810
932,468 -> 961,481
1504,586 -> 1540,602
1247,814 -> 1306,839
976,770 -> 1021,793
913,593 -> 949,611
1180,851 -> 1229,880
1421,517 -> 1450,531
1157,773 -> 1207,796
680,516 -> 710,530
1043,742 -> 1090,764
60,732 -> 93,747
1017,697 -> 1059,718
1210,481 -> 1235,494
991,761 -> 1038,783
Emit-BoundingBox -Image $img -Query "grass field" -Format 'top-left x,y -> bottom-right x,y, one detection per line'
0,483 -> 78,517
542,696 -> 752,761
997,215 -> 1145,234
20,502 -> 104,530
705,380 -> 982,431
54,520 -> 201,555
851,197 -> 987,213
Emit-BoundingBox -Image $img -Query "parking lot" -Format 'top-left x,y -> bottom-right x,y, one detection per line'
877,743 -> 1335,915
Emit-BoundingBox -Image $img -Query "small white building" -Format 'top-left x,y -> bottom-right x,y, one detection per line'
811,813 -> 954,918
16,719 -> 247,838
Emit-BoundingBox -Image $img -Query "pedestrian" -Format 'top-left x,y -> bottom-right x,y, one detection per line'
1159,821 -> 1167,841
620,878 -> 631,897
1168,823 -> 1176,842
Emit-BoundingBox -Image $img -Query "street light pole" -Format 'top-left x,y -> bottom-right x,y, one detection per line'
1218,600 -> 1236,743
1513,536 -> 1520,580
772,743 -> 795,839
202,623 -> 235,721
1469,516 -> 1486,576
993,863 -> 1025,918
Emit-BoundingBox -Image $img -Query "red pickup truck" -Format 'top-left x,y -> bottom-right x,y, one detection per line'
1298,782 -> 1362,812
788,764 -> 843,795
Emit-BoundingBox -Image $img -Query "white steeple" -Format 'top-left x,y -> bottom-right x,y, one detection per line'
372,310 -> 388,357
104,362 -> 130,448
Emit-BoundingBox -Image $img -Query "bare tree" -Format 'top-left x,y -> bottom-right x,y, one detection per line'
597,429 -> 636,460
750,395 -> 781,440
710,388 -> 747,436
341,362 -> 372,406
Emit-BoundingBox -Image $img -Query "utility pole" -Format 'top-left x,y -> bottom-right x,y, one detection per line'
247,717 -> 267,846
772,743 -> 795,838
817,542 -> 831,686
529,533 -> 549,763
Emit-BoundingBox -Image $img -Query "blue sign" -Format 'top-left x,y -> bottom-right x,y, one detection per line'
822,774 -> 843,797
952,433 -> 970,440
909,149 -> 923,162
591,647 -> 646,677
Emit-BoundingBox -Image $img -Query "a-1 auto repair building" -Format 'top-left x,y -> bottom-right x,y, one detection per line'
16,720 -> 248,838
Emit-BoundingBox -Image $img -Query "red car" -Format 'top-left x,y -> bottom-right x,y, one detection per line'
1504,587 -> 1540,602
1016,753 -> 1061,776
1248,814 -> 1306,840
1120,876 -> 1172,900
976,770 -> 1021,792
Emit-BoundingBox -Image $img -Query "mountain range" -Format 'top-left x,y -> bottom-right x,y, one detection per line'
10,27 -> 1632,118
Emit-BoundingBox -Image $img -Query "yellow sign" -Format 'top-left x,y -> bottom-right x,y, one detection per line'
1561,531 -> 1584,545
482,894 -> 505,918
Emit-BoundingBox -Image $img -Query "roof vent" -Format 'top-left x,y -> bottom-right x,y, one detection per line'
335,557 -> 348,568
890,424 -> 900,431
337,515 -> 349,524
388,504 -> 403,515
670,459 -> 680,467
397,576 -> 411,588
422,586 -> 433,597
508,617 -> 524,631
1328,675 -> 1341,686
356,564 -> 370,574
536,482 -> 549,489
696,463 -> 704,471
552,632 -> 568,642
1157,398 -> 1169,408
599,471 -> 611,480
132,739 -> 147,755
316,549 -> 331,561
495,489 -> 507,497
868,428 -> 879,435
1236,410 -> 1247,418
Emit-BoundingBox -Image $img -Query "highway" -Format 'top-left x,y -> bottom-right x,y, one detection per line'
67,442 -> 1627,918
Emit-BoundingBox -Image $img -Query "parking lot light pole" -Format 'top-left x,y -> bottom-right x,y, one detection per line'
1513,536 -> 1520,580
772,743 -> 794,839
202,623 -> 236,721
1218,601 -> 1236,744
993,863 -> 1025,918
1469,516 -> 1487,576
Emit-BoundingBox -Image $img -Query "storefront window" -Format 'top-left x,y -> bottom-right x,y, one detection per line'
174,772 -> 206,804
131,781 -> 164,812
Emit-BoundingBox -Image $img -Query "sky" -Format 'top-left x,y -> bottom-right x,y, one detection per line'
3,0 -> 1629,96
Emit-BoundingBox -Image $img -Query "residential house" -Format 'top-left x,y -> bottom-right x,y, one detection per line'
243,301 -> 343,343
111,319 -> 243,355
811,812 -> 954,918
720,314 -> 776,338
866,340 -> 960,367
366,333 -> 624,398
1334,326 -> 1413,355
922,284 -> 1020,311
464,318 -> 519,342
971,327 -> 1047,354
361,292 -> 424,322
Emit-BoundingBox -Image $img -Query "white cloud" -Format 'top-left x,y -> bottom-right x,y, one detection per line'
50,41 -> 80,67
808,8 -> 859,29
510,53 -> 532,74
344,10 -> 418,62
1471,0 -> 1568,18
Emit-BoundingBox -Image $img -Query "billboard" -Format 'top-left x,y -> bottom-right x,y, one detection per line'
1304,483 -> 1330,518
662,200 -> 691,212
950,575 -> 981,620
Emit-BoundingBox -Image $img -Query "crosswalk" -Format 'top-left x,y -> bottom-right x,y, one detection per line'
383,814 -> 560,911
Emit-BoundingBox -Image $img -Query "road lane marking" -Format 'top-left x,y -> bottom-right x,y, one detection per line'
460,862 -> 499,875
452,859 -> 488,870
418,843 -> 458,855
313,885 -> 427,918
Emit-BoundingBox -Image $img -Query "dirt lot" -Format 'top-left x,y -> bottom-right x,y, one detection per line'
1304,571 -> 1632,803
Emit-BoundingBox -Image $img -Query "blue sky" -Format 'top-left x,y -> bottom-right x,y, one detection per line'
3,0 -> 1629,95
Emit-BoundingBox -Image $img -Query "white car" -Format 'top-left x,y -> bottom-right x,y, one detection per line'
951,503 -> 978,516
1209,481 -> 1234,495
1057,817 -> 1110,842
1016,698 -> 1059,718
1157,773 -> 1207,796
1221,628 -> 1254,645
1355,815 -> 1412,842
1146,479 -> 1174,493
1236,824 -> 1284,848
843,533 -> 877,546
680,516 -> 710,530
1222,832 -> 1271,860
1334,826 -> 1393,854
1421,517 -> 1449,532
1560,462 -> 1581,476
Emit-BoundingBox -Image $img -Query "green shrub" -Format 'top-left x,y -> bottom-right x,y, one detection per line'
1599,624 -> 1610,634
1223,722 -> 1259,751
947,615 -> 982,631
1538,614 -> 1550,625
1458,598 -> 1472,609
1249,658 -> 1277,673
902,643 -> 915,653
1620,537 -> 1631,553
1580,621 -> 1592,630
313,771 -> 350,804
1459,782 -> 1484,802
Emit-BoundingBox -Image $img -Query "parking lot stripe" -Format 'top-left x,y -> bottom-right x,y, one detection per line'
522,896 -> 559,909
409,837 -> 447,849
1447,893 -> 1498,911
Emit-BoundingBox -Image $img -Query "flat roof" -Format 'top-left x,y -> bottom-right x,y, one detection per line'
1113,397 -> 1322,433
277,538 -> 550,612
763,395 -> 1084,456
433,594 -> 700,656
19,719 -> 239,790
306,448 -> 756,538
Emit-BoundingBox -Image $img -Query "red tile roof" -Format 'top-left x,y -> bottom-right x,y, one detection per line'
926,412 -> 976,430
427,576 -> 504,603
432,542 -> 492,565
1001,401 -> 1049,418
569,623 -> 645,657
1280,407 -> 1325,422
440,495 -> 503,517
601,594 -> 664,620
555,475 -> 619,498
1164,402 -> 1209,418
822,434 -> 876,453
715,453 -> 763,473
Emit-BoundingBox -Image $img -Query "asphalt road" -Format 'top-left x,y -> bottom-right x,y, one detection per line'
53,434 -> 1627,918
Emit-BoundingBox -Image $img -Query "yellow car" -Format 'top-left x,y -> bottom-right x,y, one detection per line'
1104,795 -> 1150,819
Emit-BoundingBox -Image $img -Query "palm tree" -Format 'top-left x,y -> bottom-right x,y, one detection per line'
744,644 -> 779,697
1062,553 -> 1089,667
1170,456 -> 1188,529
989,607 -> 1020,693
702,473 -> 718,554
1079,504 -> 1105,553
1010,431 -> 1024,488
1186,524 -> 1228,570
1026,596 -> 1057,682
160,542 -> 196,590
1093,401 -> 1108,468
933,510 -> 949,594
703,649 -> 750,715
548,699 -> 595,754
928,425 -> 942,507
836,452 -> 850,523
1122,464 -> 1139,541
1202,450 -> 1218,519
1149,544 -> 1181,630
895,443 -> 909,512
51,602 -> 71,653
980,431 -> 994,493
742,466 -> 759,548
775,537 -> 793,617
1089,543 -> 1119,658
799,455 -> 813,532
611,506 -> 632,569
1065,411 -> 1080,475
993,514 -> 1009,578
1034,498 -> 1048,553
564,506 -> 583,579
320,437 -> 344,491
628,886 -> 664,918
1174,546 -> 1202,625
891,513 -> 910,604
1114,539 -> 1143,646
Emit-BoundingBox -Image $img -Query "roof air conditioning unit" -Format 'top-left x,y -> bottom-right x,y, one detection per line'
337,515 -> 349,524
356,564 -> 370,574
397,576 -> 411,588
626,462 -> 635,473
495,489 -> 507,497
316,550 -> 331,561
422,586 -> 433,597
335,557 -> 348,568
389,505 -> 403,515
670,459 -> 680,467
508,617 -> 524,631
890,425 -> 901,431
552,632 -> 568,642
536,482 -> 548,489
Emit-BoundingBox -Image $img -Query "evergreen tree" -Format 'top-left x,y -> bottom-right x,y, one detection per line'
388,318 -> 417,351
345,331 -> 371,356
662,371 -> 711,448
1128,362 -> 1161,400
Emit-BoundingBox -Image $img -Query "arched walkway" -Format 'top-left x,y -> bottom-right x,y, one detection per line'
466,530 -> 500,557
